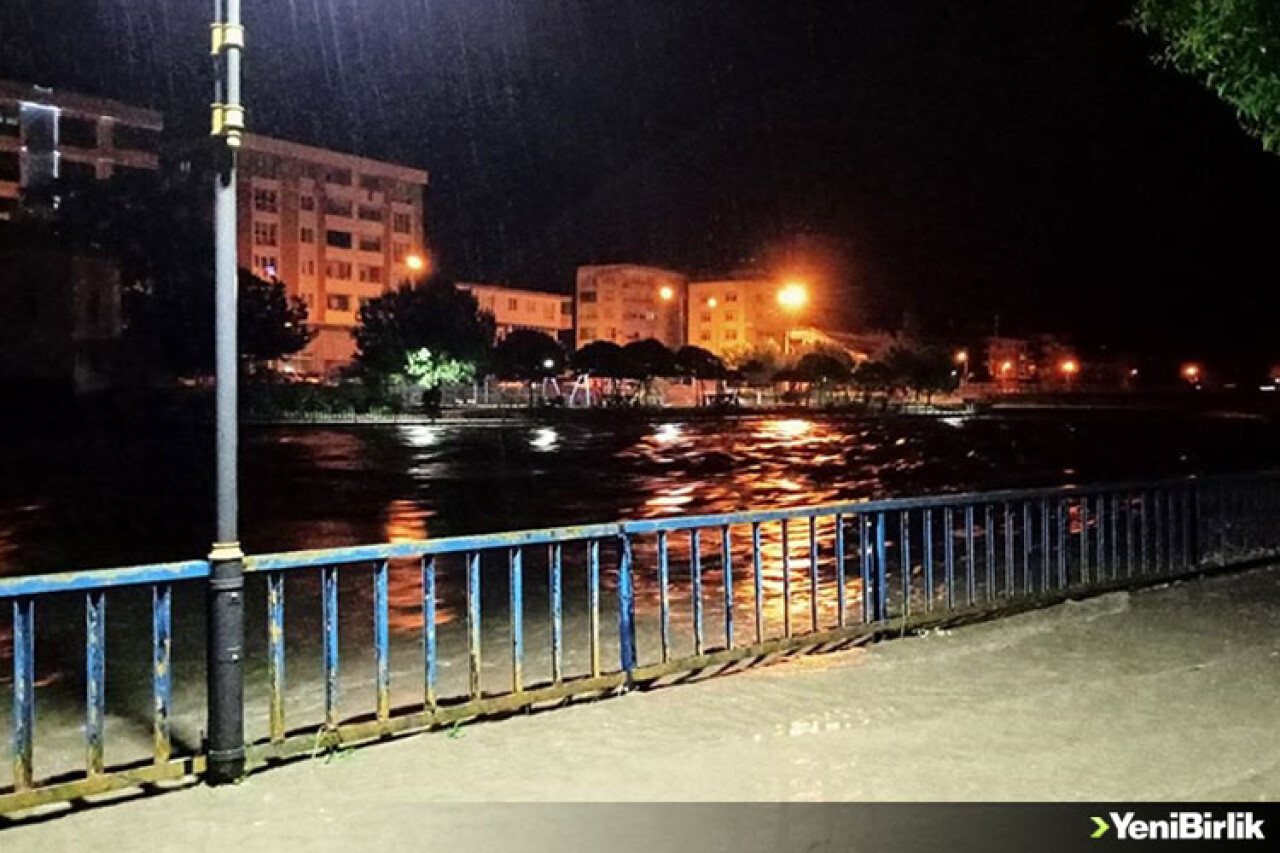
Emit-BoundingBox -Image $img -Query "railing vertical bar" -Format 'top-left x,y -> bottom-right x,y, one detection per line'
900,511 -> 912,618
1094,496 -> 1106,584
690,529 -> 705,654
923,508 -> 935,612
152,583 -> 172,763
588,539 -> 602,678
423,557 -> 438,708
85,590 -> 106,776
1109,493 -> 1120,580
723,524 -> 736,649
834,514 -> 847,627
858,515 -> 871,623
1140,493 -> 1151,575
1020,503 -> 1032,597
1154,489 -> 1166,574
322,565 -> 340,727
875,512 -> 888,621
374,559 -> 391,723
1056,499 -> 1067,588
618,534 -> 636,675
1125,492 -> 1136,577
1004,502 -> 1015,597
13,597 -> 34,791
781,521 -> 794,636
1181,488 -> 1193,569
943,507 -> 956,610
267,572 -> 285,743
750,523 -> 764,643
807,517 -> 820,632
1167,490 -> 1179,570
467,551 -> 482,700
509,547 -> 524,694
983,505 -> 995,601
657,531 -> 671,662
964,506 -> 976,607
1039,498 -> 1051,593
1078,497 -> 1090,586
548,545 -> 563,684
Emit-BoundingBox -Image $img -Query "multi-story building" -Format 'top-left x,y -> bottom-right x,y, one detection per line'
236,133 -> 429,376
0,79 -> 163,220
457,283 -> 573,345
686,277 -> 798,359
574,265 -> 686,350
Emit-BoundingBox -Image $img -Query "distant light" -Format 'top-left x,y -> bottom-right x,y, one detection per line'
707,297 -> 718,309
530,427 -> 558,450
405,254 -> 426,272
1130,368 -> 1139,378
655,423 -> 682,444
1059,359 -> 1079,376
659,285 -> 676,301
999,360 -> 1014,376
542,358 -> 555,370
954,349 -> 969,364
777,282 -> 809,311
1182,363 -> 1202,382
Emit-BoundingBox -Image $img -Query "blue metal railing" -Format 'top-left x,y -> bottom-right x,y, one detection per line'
3,472 -> 1279,815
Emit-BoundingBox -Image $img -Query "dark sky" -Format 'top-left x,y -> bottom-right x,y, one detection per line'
2,0 -> 1278,359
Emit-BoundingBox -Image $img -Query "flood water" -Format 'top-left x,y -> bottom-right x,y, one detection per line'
3,410 -> 1279,574
2,410 -> 1280,788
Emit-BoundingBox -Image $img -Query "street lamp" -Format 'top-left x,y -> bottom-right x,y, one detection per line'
1182,363 -> 1202,385
658,285 -> 675,301
1059,358 -> 1080,384
777,282 -> 808,356
405,253 -> 426,273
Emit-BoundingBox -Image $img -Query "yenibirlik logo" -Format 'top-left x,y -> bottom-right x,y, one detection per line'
1090,812 -> 1265,841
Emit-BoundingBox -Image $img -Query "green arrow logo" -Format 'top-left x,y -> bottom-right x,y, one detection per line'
1091,816 -> 1111,839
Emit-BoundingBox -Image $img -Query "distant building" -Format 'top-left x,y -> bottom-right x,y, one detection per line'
236,133 -> 429,376
457,283 -> 573,345
0,225 -> 122,395
575,265 -> 686,350
0,79 -> 163,220
686,276 -> 800,359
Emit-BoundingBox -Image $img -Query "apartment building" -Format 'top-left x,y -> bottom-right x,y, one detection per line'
236,133 -> 429,375
0,79 -> 163,220
686,277 -> 795,359
574,265 -> 686,350
457,283 -> 573,345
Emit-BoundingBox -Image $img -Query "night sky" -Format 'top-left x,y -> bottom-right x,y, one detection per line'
2,1 -> 1278,361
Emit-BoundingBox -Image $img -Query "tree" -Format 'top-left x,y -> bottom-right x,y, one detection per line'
886,346 -> 958,403
674,345 -> 727,379
620,338 -> 676,380
491,330 -> 566,380
239,274 -> 316,364
353,280 -> 496,384
570,341 -> 626,377
1131,0 -> 1280,152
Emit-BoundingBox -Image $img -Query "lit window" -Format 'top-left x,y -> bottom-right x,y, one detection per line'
327,295 -> 351,312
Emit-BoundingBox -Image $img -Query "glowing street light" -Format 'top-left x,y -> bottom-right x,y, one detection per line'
999,360 -> 1014,377
954,349 -> 969,365
542,358 -> 556,370
405,253 -> 426,273
658,285 -> 675,301
1182,363 -> 1202,383
777,282 -> 809,310
1059,358 -> 1080,379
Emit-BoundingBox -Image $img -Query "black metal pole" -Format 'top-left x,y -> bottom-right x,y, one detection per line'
208,0 -> 245,785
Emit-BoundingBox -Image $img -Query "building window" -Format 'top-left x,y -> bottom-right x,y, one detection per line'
581,327 -> 596,340
300,227 -> 315,244
112,124 -> 159,153
579,291 -> 598,304
561,301 -> 573,316
326,168 -> 352,186
359,175 -> 380,192
392,242 -> 409,262
253,188 -> 279,213
253,222 -> 279,246
507,298 -> 519,311
0,151 -> 21,182
253,255 -> 278,277
325,260 -> 352,280
327,295 -> 351,312
60,116 -> 98,149
725,292 -> 738,303
326,230 -> 353,249
0,104 -> 18,138
392,212 -> 412,233
358,205 -> 383,223
358,236 -> 382,253
358,265 -> 383,284
324,198 -> 353,218
725,311 -> 736,321
700,312 -> 711,323
725,330 -> 738,341
700,332 -> 712,343
299,195 -> 315,212
301,259 -> 316,276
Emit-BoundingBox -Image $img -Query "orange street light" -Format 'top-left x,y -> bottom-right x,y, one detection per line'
1059,358 -> 1080,378
405,253 -> 426,273
1182,363 -> 1202,383
777,282 -> 809,311
658,285 -> 675,301
1000,360 -> 1014,377
954,349 -> 969,365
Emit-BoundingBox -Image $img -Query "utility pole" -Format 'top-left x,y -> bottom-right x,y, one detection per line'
208,0 -> 246,785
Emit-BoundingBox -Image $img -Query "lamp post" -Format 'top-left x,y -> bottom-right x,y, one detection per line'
777,282 -> 808,357
208,0 -> 246,785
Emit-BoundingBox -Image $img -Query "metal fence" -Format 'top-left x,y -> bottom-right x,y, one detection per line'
3,472 -> 1279,815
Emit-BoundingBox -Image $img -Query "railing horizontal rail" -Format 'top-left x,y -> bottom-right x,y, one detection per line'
0,560 -> 210,599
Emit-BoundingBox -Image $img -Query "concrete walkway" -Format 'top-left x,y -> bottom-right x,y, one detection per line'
5,567 -> 1280,850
